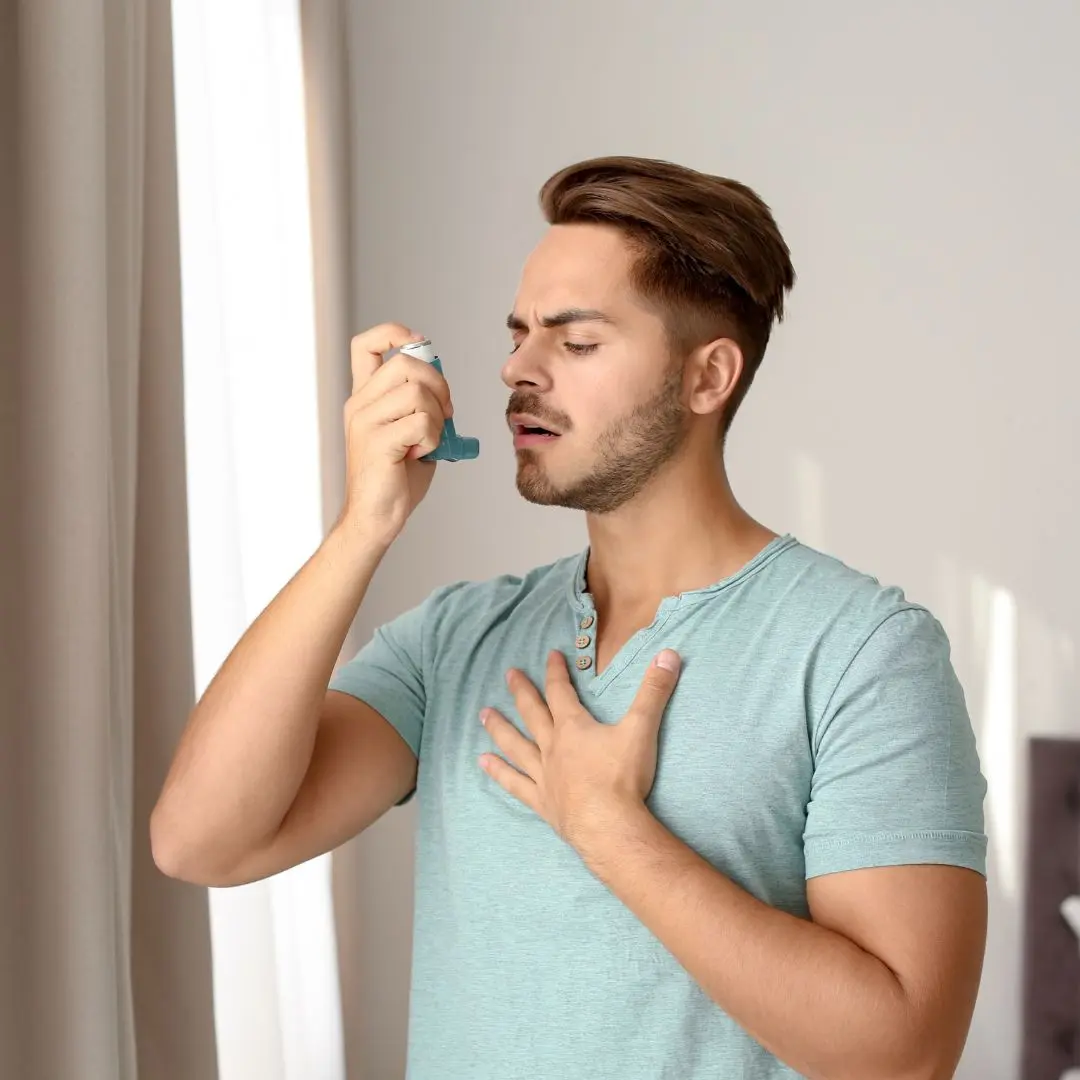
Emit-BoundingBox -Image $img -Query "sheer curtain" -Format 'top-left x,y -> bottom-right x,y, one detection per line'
170,2 -> 347,1079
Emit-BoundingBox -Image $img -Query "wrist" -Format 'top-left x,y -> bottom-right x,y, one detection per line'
565,792 -> 652,861
330,500 -> 400,549
324,515 -> 394,571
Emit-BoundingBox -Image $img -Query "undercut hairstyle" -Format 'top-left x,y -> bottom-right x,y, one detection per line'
539,155 -> 795,434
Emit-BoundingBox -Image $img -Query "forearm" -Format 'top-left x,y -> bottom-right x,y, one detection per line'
574,803 -> 923,1080
151,522 -> 388,877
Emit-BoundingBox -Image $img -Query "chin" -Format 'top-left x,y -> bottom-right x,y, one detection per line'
514,456 -> 569,505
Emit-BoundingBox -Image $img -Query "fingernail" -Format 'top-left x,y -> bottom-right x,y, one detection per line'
655,649 -> 680,673
479,709 -> 488,726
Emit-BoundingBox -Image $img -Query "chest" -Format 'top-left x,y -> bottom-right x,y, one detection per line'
419,604 -> 815,889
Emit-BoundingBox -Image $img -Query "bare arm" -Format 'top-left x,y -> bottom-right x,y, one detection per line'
174,688 -> 419,888
151,323 -> 452,886
150,525 -> 406,886
575,802 -> 986,1080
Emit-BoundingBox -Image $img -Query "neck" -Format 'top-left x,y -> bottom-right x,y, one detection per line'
582,454 -> 778,619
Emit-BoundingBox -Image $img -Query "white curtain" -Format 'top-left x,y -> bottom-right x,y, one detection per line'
170,2 -> 347,1079
0,0 -> 366,1074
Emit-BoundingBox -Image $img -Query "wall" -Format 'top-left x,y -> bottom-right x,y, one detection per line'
337,1 -> 1080,1075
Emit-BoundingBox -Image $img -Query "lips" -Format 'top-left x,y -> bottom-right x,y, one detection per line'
509,414 -> 561,449
508,413 -> 562,437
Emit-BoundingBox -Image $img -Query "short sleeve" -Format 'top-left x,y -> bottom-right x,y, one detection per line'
803,607 -> 988,879
328,589 -> 442,806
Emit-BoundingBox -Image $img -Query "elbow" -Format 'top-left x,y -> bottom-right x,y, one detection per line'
149,805 -> 198,882
149,804 -> 266,888
826,1020 -> 965,1080
888,1040 -> 965,1080
892,1064 -> 954,1080
149,805 -> 229,886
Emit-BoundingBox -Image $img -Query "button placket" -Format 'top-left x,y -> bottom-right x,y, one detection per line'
574,610 -> 596,671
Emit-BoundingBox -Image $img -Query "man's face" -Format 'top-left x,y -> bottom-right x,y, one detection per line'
501,223 -> 692,515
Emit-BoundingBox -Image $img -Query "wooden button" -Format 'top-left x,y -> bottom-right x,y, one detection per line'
580,615 -> 594,629
575,634 -> 591,648
575,655 -> 593,670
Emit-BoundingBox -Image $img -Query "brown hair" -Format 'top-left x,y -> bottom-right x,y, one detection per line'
539,155 -> 795,434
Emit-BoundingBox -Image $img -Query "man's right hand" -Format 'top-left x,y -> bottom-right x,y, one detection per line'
338,323 -> 454,544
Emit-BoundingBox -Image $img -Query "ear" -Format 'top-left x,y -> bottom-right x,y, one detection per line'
686,337 -> 743,420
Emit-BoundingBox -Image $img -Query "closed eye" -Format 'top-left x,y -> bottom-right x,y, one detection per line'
508,340 -> 599,356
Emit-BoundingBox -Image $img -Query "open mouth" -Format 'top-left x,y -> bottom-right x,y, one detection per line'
513,423 -> 561,446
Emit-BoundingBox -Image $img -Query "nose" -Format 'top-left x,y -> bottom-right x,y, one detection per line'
500,338 -> 553,393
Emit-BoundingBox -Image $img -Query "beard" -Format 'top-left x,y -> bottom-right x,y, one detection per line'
514,359 -> 689,515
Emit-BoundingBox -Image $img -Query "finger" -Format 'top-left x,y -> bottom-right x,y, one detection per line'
505,668 -> 554,743
480,709 -> 541,777
479,753 -> 540,811
351,351 -> 453,419
371,410 -> 444,464
356,379 -> 446,431
349,323 -> 425,396
543,650 -> 583,717
624,650 -> 681,732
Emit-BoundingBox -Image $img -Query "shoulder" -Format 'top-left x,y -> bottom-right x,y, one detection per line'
418,551 -> 580,641
767,541 -> 955,711
773,539 -> 942,643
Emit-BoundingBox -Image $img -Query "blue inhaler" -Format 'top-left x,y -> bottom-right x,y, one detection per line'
398,338 -> 480,461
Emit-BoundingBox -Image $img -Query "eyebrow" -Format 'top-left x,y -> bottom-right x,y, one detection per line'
506,308 -> 616,332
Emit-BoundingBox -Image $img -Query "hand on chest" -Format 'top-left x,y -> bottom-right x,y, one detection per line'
435,632 -> 812,865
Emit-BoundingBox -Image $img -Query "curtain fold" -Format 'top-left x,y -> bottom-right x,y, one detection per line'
298,4 -> 418,1077
297,4 -> 376,1077
0,1 -> 218,1077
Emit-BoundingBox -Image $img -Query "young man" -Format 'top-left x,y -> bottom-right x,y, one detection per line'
152,156 -> 988,1079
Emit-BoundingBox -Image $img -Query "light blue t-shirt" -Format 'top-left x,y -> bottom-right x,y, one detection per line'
329,534 -> 987,1080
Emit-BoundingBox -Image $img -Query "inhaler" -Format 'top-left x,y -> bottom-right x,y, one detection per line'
397,339 -> 480,462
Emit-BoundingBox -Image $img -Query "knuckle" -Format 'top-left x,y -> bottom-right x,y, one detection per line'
364,321 -> 411,341
343,401 -> 363,432
406,381 -> 428,406
648,671 -> 672,691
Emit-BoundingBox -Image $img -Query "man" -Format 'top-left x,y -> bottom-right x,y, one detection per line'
152,156 -> 988,1080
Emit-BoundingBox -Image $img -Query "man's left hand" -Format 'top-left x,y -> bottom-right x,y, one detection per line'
479,648 -> 681,848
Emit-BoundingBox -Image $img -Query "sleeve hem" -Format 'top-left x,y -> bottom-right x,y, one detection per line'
804,829 -> 987,879
327,675 -> 422,806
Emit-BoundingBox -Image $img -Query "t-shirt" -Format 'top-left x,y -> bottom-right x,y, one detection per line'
328,533 -> 988,1080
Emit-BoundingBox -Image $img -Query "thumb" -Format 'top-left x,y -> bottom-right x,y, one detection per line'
625,649 -> 681,731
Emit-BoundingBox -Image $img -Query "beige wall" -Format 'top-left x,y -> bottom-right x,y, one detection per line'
336,2 -> 1080,1076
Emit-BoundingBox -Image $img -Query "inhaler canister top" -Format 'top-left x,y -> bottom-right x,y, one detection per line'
399,339 -> 437,363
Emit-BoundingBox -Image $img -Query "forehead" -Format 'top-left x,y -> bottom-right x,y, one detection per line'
515,223 -> 641,315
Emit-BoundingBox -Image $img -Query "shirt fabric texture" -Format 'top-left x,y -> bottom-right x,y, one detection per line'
328,534 -> 988,1080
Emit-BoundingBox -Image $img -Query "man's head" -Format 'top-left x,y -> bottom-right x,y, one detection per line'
502,156 -> 794,514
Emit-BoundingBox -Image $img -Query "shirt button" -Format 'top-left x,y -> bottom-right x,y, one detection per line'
580,615 -> 594,629
575,634 -> 591,648
575,655 -> 593,670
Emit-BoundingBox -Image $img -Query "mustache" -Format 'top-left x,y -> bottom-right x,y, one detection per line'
505,394 -> 572,432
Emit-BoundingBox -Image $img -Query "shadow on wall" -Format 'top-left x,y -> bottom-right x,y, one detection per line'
791,448 -> 1078,1080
